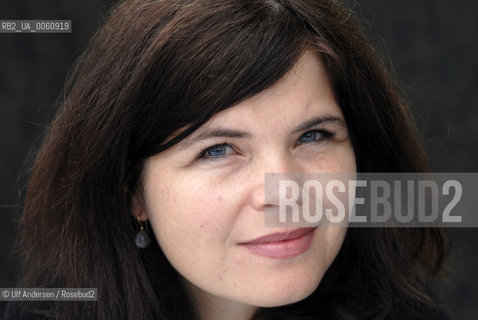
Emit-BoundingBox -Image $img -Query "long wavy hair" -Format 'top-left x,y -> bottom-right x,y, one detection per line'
18,0 -> 450,319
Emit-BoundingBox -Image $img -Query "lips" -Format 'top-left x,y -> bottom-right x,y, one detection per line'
239,227 -> 316,259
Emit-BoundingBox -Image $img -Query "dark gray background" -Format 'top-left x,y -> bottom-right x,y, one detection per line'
1,0 -> 477,318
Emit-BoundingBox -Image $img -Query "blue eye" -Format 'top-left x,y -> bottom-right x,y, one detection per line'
200,143 -> 234,159
297,130 -> 333,145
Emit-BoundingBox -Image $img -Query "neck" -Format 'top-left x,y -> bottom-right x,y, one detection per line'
183,280 -> 258,320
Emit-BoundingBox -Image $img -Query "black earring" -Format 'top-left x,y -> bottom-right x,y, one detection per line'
135,217 -> 151,249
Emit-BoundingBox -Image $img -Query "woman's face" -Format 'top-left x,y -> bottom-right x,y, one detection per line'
133,51 -> 356,310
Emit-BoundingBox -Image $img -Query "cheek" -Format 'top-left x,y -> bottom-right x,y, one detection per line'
141,170 -> 244,273
317,227 -> 347,264
145,181 -> 225,239
328,142 -> 356,172
303,141 -> 356,174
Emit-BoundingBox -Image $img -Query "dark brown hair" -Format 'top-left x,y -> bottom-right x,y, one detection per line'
18,0 -> 449,319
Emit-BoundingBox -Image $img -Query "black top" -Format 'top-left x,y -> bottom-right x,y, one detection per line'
4,301 -> 45,320
4,299 -> 455,320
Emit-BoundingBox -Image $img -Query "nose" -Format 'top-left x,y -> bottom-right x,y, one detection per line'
249,150 -> 303,211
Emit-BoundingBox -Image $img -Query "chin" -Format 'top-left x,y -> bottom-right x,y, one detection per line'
247,275 -> 321,308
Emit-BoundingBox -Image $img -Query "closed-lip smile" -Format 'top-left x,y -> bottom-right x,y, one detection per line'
239,227 -> 316,259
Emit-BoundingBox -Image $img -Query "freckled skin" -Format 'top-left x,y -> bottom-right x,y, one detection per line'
133,51 -> 356,319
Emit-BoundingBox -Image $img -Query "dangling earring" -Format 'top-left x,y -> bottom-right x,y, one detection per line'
135,216 -> 151,249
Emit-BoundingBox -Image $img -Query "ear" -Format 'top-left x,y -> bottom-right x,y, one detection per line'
131,194 -> 149,221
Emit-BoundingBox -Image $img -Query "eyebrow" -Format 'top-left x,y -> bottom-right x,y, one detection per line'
292,115 -> 346,133
177,128 -> 252,150
178,115 -> 346,150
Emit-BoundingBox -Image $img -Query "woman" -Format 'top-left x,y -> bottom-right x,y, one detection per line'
7,0 -> 452,319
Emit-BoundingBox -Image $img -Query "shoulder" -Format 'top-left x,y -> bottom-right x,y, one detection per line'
393,297 -> 455,320
395,307 -> 455,320
3,301 -> 49,320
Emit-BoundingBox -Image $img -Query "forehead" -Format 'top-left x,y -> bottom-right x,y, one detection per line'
200,51 -> 342,128
155,50 -> 344,154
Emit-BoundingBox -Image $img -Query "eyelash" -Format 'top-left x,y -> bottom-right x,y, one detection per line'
295,129 -> 334,146
197,129 -> 335,161
197,143 -> 234,161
